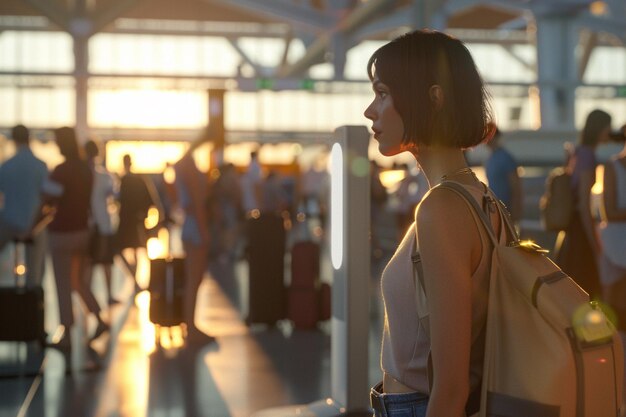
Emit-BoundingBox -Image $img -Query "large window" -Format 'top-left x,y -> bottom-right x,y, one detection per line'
0,30 -> 625,132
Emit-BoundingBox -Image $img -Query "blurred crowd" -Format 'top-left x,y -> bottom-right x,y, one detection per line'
1,110 -> 626,351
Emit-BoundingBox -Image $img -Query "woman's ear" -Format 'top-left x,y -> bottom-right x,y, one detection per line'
429,85 -> 444,110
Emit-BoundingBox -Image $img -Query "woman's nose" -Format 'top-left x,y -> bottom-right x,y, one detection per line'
364,102 -> 375,121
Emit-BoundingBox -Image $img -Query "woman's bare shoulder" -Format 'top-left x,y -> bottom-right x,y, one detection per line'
416,186 -> 474,225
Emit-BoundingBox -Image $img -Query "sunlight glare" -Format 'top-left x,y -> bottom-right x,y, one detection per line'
14,264 -> 26,276
105,140 -> 189,175
379,169 -> 405,190
144,206 -> 160,230
592,165 -> 604,195
163,165 -> 176,184
136,291 -> 157,355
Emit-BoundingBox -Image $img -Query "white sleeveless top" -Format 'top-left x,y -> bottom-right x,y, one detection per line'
600,157 -> 626,272
380,185 -> 498,394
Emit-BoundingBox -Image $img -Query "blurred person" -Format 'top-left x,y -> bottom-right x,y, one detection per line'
84,139 -> 119,305
241,150 -> 262,215
599,124 -> 626,329
395,163 -> 429,242
364,30 -> 497,416
174,135 -> 214,344
260,169 -> 289,215
116,153 -> 161,291
46,127 -> 108,349
0,125 -> 49,287
484,128 -> 523,225
555,109 -> 612,300
300,162 -> 327,218
211,163 -> 242,262
370,160 -> 387,259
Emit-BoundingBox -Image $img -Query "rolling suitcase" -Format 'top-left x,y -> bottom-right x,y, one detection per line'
0,239 -> 46,345
289,241 -> 319,288
148,257 -> 185,327
318,282 -> 331,322
246,213 -> 286,325
287,240 -> 321,329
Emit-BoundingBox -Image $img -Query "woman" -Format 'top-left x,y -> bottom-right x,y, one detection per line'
600,125 -> 626,329
555,109 -> 612,300
116,153 -> 161,291
174,135 -> 214,344
84,139 -> 119,305
364,30 -> 498,417
47,127 -> 109,349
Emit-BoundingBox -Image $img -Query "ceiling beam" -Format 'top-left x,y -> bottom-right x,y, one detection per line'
576,13 -> 626,43
578,30 -> 598,78
499,45 -> 535,72
90,0 -> 140,34
277,0 -> 398,78
227,38 -> 264,76
210,0 -> 334,33
352,7 -> 412,41
22,0 -> 70,31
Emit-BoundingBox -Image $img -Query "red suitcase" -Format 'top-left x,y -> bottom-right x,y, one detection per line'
318,282 -> 331,322
290,241 -> 319,288
287,287 -> 319,329
287,240 -> 322,329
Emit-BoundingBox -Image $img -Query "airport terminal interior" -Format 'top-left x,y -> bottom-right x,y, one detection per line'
1,0 -> 626,416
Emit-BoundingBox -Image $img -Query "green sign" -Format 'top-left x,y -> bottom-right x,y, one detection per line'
300,79 -> 315,90
256,78 -> 274,90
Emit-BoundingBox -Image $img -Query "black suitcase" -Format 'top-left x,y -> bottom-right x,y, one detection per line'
148,257 -> 185,327
246,214 -> 286,325
0,240 -> 46,345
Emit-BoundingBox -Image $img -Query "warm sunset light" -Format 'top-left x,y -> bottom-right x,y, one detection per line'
144,206 -> 160,230
90,88 -> 207,129
592,165 -> 604,195
163,164 -> 176,184
3,3 -> 626,416
135,291 -> 156,355
14,264 -> 26,276
379,169 -> 405,190
147,228 -> 170,260
105,140 -> 189,174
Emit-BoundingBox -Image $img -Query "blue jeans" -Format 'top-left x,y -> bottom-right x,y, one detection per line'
370,382 -> 429,417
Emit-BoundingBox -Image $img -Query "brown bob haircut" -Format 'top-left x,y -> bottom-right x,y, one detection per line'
367,29 -> 494,149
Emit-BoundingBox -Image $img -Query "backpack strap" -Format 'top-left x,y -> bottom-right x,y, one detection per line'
438,181 -> 519,246
411,180 -> 516,405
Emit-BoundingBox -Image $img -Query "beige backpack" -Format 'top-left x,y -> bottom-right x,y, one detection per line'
414,181 -> 624,417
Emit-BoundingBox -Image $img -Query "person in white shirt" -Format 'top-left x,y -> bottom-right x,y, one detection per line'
84,139 -> 119,305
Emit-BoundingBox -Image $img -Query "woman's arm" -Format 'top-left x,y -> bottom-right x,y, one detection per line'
417,189 -> 480,417
602,161 -> 626,222
577,170 -> 600,255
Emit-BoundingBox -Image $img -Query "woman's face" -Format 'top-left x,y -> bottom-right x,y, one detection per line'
364,75 -> 406,157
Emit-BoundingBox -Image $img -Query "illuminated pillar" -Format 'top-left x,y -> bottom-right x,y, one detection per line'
208,88 -> 226,169
73,34 -> 90,143
252,125 -> 371,417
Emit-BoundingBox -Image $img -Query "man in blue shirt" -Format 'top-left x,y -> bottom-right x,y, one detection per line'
0,125 -> 49,286
485,128 -> 523,225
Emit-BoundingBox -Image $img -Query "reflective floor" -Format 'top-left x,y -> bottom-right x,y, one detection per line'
0,225 -> 387,417
2,198 -> 626,417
